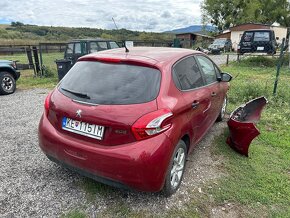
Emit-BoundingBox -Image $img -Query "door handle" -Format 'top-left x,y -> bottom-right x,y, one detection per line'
211,92 -> 217,97
191,101 -> 200,109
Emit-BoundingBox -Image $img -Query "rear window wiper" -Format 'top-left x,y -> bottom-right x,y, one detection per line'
61,87 -> 91,99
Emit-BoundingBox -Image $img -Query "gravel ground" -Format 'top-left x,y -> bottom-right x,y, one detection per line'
0,88 -> 229,217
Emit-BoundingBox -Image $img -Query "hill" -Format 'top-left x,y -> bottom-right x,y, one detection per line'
165,25 -> 217,34
0,24 -> 175,45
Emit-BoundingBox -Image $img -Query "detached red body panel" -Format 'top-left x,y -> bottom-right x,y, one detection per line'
227,97 -> 268,156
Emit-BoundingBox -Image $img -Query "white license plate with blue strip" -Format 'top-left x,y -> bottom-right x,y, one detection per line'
62,117 -> 104,140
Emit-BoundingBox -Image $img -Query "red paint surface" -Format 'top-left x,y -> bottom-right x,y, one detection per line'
39,47 -> 229,192
227,97 -> 268,156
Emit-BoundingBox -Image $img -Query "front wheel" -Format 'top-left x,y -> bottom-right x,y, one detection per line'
0,72 -> 16,95
216,96 -> 227,122
163,140 -> 187,197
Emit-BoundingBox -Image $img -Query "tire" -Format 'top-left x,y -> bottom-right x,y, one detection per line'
163,140 -> 187,197
216,96 -> 227,122
0,72 -> 16,95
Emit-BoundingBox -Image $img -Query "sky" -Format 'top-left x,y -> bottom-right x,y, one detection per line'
0,0 -> 203,32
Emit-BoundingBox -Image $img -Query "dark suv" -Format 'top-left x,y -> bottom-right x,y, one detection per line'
208,38 -> 232,53
0,60 -> 20,95
238,29 -> 277,55
64,39 -> 120,64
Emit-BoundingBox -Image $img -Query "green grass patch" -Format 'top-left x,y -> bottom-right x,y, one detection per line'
207,62 -> 290,216
61,209 -> 87,218
79,177 -> 115,202
0,52 -> 63,89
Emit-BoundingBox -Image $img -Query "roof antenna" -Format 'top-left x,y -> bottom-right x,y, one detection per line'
112,17 -> 129,53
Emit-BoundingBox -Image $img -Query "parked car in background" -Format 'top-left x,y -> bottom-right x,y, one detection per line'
64,38 -> 120,65
238,29 -> 277,55
0,60 -> 20,95
39,47 -> 232,196
56,38 -> 120,81
208,38 -> 232,53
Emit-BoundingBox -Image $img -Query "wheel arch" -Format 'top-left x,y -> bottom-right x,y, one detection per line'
181,134 -> 190,154
0,67 -> 17,80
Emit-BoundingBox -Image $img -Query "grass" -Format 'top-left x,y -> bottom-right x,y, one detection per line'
207,57 -> 290,216
0,52 -> 63,89
61,210 -> 87,218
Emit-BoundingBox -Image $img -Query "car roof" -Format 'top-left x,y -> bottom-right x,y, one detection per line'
79,47 -> 202,67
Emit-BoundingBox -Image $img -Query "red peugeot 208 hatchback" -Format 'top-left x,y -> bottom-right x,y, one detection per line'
38,47 -> 231,196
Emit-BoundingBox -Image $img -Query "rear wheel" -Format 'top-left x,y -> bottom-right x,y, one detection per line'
216,96 -> 227,122
163,140 -> 187,197
0,72 -> 16,95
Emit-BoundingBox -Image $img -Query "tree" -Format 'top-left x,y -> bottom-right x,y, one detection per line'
11,21 -> 24,27
201,0 -> 290,31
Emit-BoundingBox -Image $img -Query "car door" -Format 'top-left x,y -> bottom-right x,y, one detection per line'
195,55 -> 224,124
172,56 -> 212,144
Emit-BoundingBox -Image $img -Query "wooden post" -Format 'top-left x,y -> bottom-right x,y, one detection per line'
226,54 -> 229,65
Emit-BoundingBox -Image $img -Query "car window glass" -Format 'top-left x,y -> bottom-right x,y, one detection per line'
195,56 -> 217,84
173,56 -> 204,90
214,65 -> 221,78
243,32 -> 254,42
109,42 -> 120,49
59,62 -> 161,105
97,42 -> 108,50
90,42 -> 99,53
254,32 -> 270,42
74,43 -> 81,54
66,43 -> 73,54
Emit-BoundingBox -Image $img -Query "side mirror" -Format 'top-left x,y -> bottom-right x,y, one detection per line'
276,37 -> 279,40
219,72 -> 232,82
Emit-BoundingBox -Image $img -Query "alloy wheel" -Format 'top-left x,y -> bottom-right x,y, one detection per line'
170,147 -> 186,189
2,76 -> 13,91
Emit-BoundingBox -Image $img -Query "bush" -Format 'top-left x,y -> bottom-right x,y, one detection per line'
229,80 -> 271,104
237,55 -> 289,68
42,66 -> 56,78
238,56 -> 276,67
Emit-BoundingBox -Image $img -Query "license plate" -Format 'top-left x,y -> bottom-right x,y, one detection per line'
62,117 -> 104,140
257,47 -> 264,51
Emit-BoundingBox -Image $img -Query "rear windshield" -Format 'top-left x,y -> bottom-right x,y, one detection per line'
213,39 -> 226,45
242,31 -> 270,42
254,32 -> 270,41
59,61 -> 161,105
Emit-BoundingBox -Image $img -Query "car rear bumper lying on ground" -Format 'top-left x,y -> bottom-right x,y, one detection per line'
38,113 -> 174,192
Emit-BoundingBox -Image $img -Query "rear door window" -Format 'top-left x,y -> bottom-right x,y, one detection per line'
195,55 -> 217,85
59,61 -> 161,105
66,43 -> 74,54
173,56 -> 204,90
243,32 -> 254,42
97,42 -> 108,50
74,43 -> 81,54
109,42 -> 120,49
254,32 -> 270,41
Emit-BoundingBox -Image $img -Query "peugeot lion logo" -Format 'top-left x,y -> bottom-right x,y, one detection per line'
76,109 -> 82,118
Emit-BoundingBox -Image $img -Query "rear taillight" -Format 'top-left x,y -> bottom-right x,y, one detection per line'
44,92 -> 52,115
131,109 -> 173,141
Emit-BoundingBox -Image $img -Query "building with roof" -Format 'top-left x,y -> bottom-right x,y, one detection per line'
175,32 -> 214,48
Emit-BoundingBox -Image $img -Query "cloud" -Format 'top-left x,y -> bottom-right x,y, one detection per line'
0,0 -> 203,32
